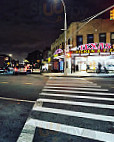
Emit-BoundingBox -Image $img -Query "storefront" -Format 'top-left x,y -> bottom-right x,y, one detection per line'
52,49 -> 64,72
71,43 -> 114,73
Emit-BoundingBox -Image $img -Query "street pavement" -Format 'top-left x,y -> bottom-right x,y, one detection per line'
42,71 -> 114,77
17,77 -> 114,142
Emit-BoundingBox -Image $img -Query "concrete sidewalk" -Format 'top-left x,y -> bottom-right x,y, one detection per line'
42,71 -> 114,77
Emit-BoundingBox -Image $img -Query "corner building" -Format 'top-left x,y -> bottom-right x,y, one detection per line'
51,19 -> 114,73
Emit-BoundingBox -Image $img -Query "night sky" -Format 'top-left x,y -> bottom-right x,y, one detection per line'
0,0 -> 113,61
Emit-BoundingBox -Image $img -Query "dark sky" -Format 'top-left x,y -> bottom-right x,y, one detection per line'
0,0 -> 113,61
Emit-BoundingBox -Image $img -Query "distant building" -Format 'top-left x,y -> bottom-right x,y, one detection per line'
0,54 -> 12,67
26,50 -> 42,69
26,50 -> 42,64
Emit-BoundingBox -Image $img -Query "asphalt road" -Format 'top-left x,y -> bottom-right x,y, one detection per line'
0,74 -> 48,142
21,76 -> 114,142
85,77 -> 114,93
0,75 -> 114,142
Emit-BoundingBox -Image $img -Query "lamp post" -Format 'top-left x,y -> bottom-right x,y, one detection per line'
60,0 -> 67,75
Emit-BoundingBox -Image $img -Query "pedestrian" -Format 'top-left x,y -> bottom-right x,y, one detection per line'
98,62 -> 102,73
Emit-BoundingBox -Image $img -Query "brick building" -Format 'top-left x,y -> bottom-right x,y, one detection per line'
51,19 -> 114,73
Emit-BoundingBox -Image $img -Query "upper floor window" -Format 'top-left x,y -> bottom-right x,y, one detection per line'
68,38 -> 70,45
87,34 -> 94,43
111,32 -> 114,45
62,42 -> 64,50
77,35 -> 83,47
99,33 -> 106,43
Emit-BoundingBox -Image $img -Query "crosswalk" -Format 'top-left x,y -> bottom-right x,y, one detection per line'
17,77 -> 114,142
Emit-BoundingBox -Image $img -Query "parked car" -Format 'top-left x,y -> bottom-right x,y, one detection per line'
13,66 -> 20,75
4,67 -> 14,74
19,65 -> 27,74
26,65 -> 32,74
0,67 -> 5,73
32,67 -> 41,74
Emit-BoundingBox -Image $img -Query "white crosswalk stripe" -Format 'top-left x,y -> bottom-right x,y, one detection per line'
44,86 -> 108,91
37,98 -> 114,109
42,88 -> 114,96
33,106 -> 114,122
17,77 -> 114,142
40,92 -> 114,101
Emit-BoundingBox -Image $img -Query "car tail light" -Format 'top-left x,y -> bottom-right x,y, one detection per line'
24,68 -> 27,71
14,67 -> 18,71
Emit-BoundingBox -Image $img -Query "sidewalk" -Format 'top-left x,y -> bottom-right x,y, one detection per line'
42,71 -> 114,78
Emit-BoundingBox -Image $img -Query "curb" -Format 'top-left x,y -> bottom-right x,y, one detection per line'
41,73 -> 114,78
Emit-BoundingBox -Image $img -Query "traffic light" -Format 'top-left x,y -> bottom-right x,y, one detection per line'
110,9 -> 114,20
66,52 -> 71,58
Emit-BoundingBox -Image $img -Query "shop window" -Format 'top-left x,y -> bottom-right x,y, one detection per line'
99,33 -> 106,43
87,34 -> 94,43
77,35 -> 83,47
111,32 -> 114,45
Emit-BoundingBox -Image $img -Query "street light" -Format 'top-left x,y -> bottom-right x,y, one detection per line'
53,0 -> 69,75
59,0 -> 68,75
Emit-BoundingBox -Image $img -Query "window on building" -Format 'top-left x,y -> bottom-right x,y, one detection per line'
68,38 -> 70,45
62,42 -> 64,50
99,33 -> 106,43
87,34 -> 94,43
77,35 -> 83,46
111,32 -> 114,45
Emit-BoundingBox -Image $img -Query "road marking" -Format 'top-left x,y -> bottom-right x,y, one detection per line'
44,86 -> 108,91
20,118 -> 114,142
0,96 -> 35,103
17,125 -> 36,142
46,83 -> 101,88
24,83 -> 32,85
33,106 -> 114,122
0,82 -> 8,84
42,89 -> 114,96
37,98 -> 114,109
47,81 -> 97,85
40,92 -> 114,101
49,77 -> 85,80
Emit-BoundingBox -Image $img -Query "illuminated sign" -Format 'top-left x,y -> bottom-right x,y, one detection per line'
54,49 -> 63,55
72,43 -> 114,55
75,43 -> 111,51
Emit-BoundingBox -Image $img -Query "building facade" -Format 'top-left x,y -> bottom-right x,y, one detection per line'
51,19 -> 114,73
